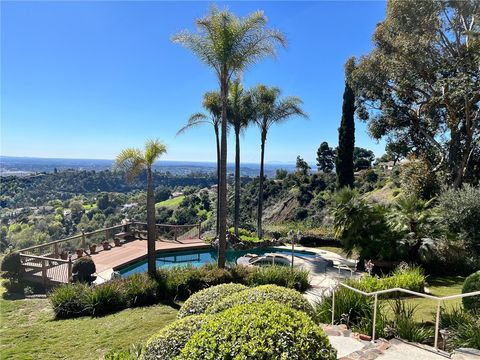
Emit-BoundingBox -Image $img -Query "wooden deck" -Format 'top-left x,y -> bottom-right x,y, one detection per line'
24,237 -> 211,285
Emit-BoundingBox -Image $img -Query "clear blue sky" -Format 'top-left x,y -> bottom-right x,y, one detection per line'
1,1 -> 386,164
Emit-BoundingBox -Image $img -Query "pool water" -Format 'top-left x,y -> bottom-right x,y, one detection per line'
118,247 -> 317,276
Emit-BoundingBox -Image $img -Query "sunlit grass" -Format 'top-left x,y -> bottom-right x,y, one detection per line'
155,196 -> 185,209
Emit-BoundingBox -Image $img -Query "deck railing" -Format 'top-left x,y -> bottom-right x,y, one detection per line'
17,220 -> 203,285
331,282 -> 480,351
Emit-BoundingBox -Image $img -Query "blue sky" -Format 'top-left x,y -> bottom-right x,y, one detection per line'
1,1 -> 386,164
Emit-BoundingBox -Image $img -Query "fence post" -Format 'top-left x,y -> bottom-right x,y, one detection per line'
105,229 -> 109,242
67,256 -> 73,282
174,226 -> 178,242
434,299 -> 441,350
372,294 -> 378,342
41,259 -> 47,287
198,222 -> 201,239
54,243 -> 59,258
81,230 -> 86,249
331,288 -> 335,325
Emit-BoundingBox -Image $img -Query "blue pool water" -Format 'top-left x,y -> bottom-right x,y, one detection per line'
118,247 -> 317,276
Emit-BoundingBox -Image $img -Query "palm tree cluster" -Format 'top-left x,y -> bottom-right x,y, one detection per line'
173,7 -> 307,267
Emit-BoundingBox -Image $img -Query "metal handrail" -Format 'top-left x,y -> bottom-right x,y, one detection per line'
331,282 -> 480,350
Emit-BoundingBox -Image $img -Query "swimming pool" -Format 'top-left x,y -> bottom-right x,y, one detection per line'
118,247 -> 318,276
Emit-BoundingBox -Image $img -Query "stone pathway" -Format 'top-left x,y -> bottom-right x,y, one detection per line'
321,325 -> 460,360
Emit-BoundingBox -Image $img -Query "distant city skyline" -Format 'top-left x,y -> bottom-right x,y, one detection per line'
1,1 -> 387,163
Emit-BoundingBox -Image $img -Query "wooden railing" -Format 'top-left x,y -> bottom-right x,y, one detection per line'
17,221 -> 203,285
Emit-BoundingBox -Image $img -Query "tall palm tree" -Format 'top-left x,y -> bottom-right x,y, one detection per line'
252,85 -> 307,238
228,79 -> 254,237
173,7 -> 286,267
177,91 -> 222,235
114,139 -> 167,276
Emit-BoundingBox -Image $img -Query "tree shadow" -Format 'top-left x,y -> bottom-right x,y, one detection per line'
428,276 -> 465,288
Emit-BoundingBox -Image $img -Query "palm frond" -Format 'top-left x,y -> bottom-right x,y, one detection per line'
113,148 -> 146,183
144,139 -> 167,166
176,113 -> 209,136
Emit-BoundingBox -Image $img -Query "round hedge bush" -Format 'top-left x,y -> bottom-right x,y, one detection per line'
72,257 -> 96,283
1,252 -> 22,280
462,270 -> 480,312
178,301 -> 337,360
178,283 -> 247,318
205,284 -> 314,317
141,315 -> 209,360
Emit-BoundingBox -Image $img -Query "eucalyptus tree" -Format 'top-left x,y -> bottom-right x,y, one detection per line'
177,91 -> 222,235
173,7 -> 286,267
228,79 -> 254,237
252,85 -> 307,238
114,139 -> 167,276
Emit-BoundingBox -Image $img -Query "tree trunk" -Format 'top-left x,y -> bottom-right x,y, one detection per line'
214,125 -> 220,236
234,129 -> 241,237
146,167 -> 156,277
257,130 -> 266,239
217,71 -> 228,268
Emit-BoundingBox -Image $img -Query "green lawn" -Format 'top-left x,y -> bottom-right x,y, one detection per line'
382,276 -> 465,324
0,285 -> 178,360
155,196 -> 185,209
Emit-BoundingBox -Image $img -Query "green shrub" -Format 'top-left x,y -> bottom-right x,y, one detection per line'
390,300 -> 433,343
88,281 -> 125,316
1,252 -> 22,280
104,345 -> 143,360
462,270 -> 480,312
49,283 -> 92,319
315,287 -> 373,326
450,318 -> 480,350
178,301 -> 336,360
178,283 -> 247,318
142,315 -> 209,360
205,284 -> 314,317
121,273 -> 157,307
247,265 -> 310,291
72,257 -> 96,283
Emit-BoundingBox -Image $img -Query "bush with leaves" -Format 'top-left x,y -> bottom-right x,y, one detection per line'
178,301 -> 336,360
49,283 -> 92,319
72,257 -> 96,283
87,281 -> 126,316
0,252 -> 22,280
205,284 -> 314,317
462,270 -> 480,312
142,315 -> 209,360
178,283 -> 247,318
121,273 -> 157,307
247,265 -> 310,292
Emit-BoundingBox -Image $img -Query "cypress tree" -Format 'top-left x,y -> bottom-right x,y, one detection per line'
336,76 -> 355,188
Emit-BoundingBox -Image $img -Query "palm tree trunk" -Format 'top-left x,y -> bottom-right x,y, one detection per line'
257,130 -> 266,239
146,167 -> 156,276
234,129 -> 241,237
217,71 -> 228,268
214,125 -> 220,236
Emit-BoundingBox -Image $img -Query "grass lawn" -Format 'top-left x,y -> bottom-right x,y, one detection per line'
155,196 -> 185,209
0,285 -> 178,360
382,276 -> 465,324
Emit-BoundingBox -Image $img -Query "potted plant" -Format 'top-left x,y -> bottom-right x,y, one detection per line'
113,237 -> 121,247
89,243 -> 97,254
102,241 -> 110,250
76,248 -> 84,258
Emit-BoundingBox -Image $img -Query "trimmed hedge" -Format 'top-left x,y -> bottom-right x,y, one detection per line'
178,301 -> 337,360
72,257 -> 96,283
178,283 -> 247,318
462,270 -> 480,312
0,252 -> 22,280
141,315 -> 209,360
247,265 -> 310,292
205,284 -> 314,317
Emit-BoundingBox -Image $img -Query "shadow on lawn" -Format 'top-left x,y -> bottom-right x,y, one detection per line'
427,276 -> 465,289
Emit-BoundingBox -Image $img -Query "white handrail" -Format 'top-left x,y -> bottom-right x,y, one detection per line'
331,282 -> 480,351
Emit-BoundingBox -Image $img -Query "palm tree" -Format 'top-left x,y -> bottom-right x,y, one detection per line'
114,139 -> 167,276
173,7 -> 286,267
252,85 -> 307,238
228,79 -> 254,237
177,91 -> 222,235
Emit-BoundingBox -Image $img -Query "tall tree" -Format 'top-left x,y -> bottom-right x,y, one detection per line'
252,85 -> 307,238
353,147 -> 375,171
316,141 -> 335,173
336,60 -> 356,188
177,91 -> 222,235
228,79 -> 254,237
114,139 -> 167,276
351,0 -> 479,187
173,7 -> 286,267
